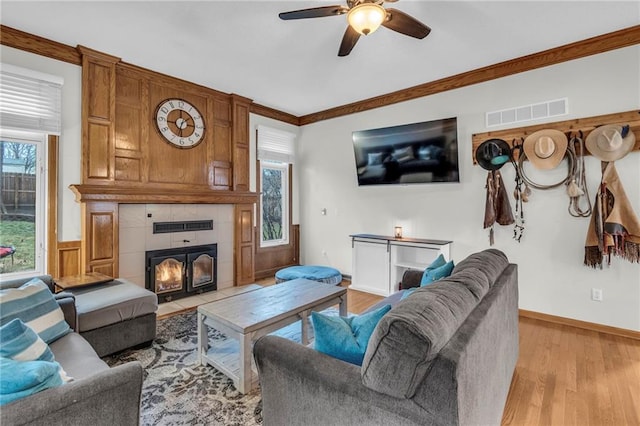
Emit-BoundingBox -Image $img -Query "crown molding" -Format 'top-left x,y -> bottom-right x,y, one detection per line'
298,25 -> 640,125
2,24 -> 639,127
249,103 -> 299,126
0,24 -> 81,65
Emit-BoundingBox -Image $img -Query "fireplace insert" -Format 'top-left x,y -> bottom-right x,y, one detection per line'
145,244 -> 217,303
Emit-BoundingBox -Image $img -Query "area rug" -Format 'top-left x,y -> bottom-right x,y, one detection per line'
104,311 -> 263,426
104,308 -> 342,425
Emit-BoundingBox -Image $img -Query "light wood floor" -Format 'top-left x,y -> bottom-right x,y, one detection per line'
502,317 -> 640,426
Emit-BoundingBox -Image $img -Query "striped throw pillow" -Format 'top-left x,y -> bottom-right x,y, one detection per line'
0,318 -> 54,362
0,278 -> 71,344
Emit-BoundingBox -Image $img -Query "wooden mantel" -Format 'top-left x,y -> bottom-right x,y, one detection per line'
69,184 -> 258,204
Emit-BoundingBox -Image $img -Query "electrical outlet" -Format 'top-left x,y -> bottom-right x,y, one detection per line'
591,288 -> 603,302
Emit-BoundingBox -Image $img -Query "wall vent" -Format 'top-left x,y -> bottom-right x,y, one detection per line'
153,220 -> 213,234
486,98 -> 568,128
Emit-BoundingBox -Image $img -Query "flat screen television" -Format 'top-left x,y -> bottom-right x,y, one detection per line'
352,118 -> 459,185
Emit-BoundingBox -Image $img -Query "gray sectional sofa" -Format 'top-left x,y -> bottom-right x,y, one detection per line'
0,275 -> 144,426
254,249 -> 519,426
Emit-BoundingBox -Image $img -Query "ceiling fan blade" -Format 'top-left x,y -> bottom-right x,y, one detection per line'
382,8 -> 431,39
338,25 -> 360,57
279,5 -> 348,20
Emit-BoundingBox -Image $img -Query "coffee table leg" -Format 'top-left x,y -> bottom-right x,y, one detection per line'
339,294 -> 348,317
197,312 -> 207,366
299,310 -> 310,346
238,332 -> 253,394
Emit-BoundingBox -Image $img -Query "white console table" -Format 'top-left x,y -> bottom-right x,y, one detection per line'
349,234 -> 452,297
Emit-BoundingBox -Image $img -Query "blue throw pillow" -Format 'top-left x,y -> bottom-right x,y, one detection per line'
400,288 -> 417,300
419,254 -> 447,285
421,260 -> 455,286
0,357 -> 63,405
0,318 -> 54,362
312,305 -> 391,366
0,278 -> 71,344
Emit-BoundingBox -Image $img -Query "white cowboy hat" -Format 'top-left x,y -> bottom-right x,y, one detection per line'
523,129 -> 568,170
585,124 -> 636,162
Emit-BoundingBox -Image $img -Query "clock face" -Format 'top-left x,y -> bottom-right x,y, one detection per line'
154,98 -> 206,148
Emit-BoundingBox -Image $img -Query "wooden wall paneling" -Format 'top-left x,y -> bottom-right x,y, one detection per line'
79,46 -> 119,183
80,201 -> 118,276
209,96 -> 232,189
147,82 -> 210,187
114,70 -> 145,182
471,110 -> 640,164
46,136 -> 58,276
231,95 -> 252,192
56,241 -> 81,278
235,203 -> 255,285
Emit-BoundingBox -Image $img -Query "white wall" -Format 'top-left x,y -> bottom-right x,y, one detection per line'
1,45 -> 83,242
297,45 -> 640,331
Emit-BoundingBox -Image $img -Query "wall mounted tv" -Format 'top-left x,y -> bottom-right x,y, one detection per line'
352,118 -> 459,186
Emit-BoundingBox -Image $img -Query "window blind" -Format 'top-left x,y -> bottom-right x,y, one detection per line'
0,63 -> 63,135
257,125 -> 296,164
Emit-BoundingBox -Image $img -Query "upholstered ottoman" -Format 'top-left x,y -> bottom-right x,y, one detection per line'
67,279 -> 158,357
275,265 -> 342,285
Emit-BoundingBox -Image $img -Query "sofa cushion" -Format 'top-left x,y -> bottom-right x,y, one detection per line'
361,280 -> 480,399
0,357 -> 63,405
69,280 -> 157,332
48,332 -> 109,380
445,268 -> 491,301
0,319 -> 54,362
0,278 -> 71,344
312,304 -> 391,366
452,249 -> 509,287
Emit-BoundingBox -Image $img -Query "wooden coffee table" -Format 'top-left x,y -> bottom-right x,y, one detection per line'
197,278 -> 347,393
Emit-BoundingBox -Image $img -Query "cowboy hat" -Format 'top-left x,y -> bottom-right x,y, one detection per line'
476,138 -> 511,171
523,129 -> 568,170
585,124 -> 636,162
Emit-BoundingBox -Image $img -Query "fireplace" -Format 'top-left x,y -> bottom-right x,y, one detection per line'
145,244 -> 217,303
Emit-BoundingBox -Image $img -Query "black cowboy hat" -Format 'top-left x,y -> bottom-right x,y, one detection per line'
476,138 -> 512,171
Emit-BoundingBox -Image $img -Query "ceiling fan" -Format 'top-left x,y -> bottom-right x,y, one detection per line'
279,0 -> 431,57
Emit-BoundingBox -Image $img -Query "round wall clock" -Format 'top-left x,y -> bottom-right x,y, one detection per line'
154,98 -> 206,148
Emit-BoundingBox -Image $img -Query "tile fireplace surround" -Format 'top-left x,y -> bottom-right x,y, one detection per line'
118,204 -> 235,291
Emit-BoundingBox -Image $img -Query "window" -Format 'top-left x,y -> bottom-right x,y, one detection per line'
257,125 -> 296,248
0,63 -> 62,279
0,131 -> 47,279
260,161 -> 288,246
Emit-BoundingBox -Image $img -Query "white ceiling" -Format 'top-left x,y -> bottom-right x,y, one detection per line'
2,1 -> 639,117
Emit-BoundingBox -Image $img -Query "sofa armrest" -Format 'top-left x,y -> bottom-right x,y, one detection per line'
254,335 -> 428,426
400,269 -> 423,289
0,361 -> 143,426
54,294 -> 78,332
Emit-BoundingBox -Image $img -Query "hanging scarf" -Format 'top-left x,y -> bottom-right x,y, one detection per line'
483,170 -> 515,245
584,162 -> 640,267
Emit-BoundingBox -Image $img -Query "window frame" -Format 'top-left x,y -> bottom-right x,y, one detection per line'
0,129 -> 48,280
258,159 -> 290,248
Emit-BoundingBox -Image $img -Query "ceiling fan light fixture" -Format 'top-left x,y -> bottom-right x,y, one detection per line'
347,3 -> 386,36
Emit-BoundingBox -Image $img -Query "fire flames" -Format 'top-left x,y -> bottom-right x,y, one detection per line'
155,259 -> 183,293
